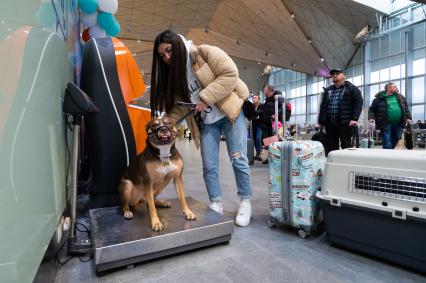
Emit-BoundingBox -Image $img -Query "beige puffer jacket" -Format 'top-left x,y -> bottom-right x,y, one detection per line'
168,44 -> 249,149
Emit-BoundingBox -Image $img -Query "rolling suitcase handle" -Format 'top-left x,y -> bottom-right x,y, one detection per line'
368,122 -> 374,148
275,94 -> 292,225
274,95 -> 287,140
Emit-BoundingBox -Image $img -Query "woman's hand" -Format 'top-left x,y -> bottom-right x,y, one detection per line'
195,101 -> 208,112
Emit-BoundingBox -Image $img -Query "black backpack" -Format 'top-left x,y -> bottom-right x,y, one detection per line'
312,129 -> 330,156
242,100 -> 257,120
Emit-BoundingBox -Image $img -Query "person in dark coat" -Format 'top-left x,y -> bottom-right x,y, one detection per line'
258,85 -> 291,138
368,82 -> 411,149
251,94 -> 264,160
318,69 -> 363,155
257,85 -> 291,164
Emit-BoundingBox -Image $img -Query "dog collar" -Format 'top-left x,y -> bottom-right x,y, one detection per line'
159,154 -> 171,166
156,144 -> 173,166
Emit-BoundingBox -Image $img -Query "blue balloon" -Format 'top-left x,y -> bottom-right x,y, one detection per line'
79,0 -> 98,14
97,12 -> 120,37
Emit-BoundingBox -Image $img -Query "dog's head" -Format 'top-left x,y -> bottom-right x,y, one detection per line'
146,116 -> 178,147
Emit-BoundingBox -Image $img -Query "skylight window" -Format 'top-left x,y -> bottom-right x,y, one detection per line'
352,0 -> 416,15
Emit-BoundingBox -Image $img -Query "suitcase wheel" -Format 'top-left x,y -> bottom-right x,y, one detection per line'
268,220 -> 277,229
297,229 -> 309,239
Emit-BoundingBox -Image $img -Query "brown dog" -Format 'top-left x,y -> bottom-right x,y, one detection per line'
119,116 -> 196,231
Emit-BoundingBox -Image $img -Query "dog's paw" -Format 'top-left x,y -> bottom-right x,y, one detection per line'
183,209 -> 196,220
151,219 -> 164,231
155,199 -> 171,208
123,210 -> 134,219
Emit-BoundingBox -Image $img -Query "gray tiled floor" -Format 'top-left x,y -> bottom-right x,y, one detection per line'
36,140 -> 426,283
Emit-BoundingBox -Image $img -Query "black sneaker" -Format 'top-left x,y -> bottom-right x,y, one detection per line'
262,159 -> 268,164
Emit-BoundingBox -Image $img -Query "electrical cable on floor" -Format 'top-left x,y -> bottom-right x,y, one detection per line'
75,222 -> 93,262
58,113 -> 94,267
76,222 -> 91,238
56,115 -> 74,269
54,221 -> 94,268
64,113 -> 72,205
55,238 -> 73,268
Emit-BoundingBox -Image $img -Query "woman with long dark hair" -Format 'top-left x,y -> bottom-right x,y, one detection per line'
150,30 -> 252,226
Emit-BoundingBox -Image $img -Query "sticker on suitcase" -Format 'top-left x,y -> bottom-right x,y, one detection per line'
290,141 -> 326,227
268,140 -> 326,230
268,143 -> 284,222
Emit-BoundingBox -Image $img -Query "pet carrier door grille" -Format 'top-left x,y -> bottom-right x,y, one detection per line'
349,172 -> 426,204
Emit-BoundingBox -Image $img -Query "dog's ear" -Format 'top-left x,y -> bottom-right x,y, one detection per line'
145,120 -> 153,134
165,116 -> 176,126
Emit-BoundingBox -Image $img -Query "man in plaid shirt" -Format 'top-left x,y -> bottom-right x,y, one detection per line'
318,69 -> 363,155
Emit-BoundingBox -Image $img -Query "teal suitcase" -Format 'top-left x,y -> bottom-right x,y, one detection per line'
360,124 -> 375,148
268,140 -> 326,238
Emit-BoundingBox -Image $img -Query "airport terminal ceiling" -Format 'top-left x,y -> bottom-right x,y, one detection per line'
115,0 -> 425,84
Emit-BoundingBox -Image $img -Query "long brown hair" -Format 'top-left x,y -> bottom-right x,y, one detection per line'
150,30 -> 191,117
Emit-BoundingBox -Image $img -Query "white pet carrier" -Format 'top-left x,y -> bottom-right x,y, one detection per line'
317,148 -> 426,273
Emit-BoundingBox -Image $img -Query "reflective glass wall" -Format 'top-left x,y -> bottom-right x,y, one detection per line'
267,4 -> 426,125
267,68 -> 328,125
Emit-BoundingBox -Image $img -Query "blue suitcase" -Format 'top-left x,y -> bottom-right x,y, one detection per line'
268,140 -> 326,238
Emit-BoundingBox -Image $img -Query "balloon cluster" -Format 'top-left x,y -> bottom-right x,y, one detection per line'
79,0 -> 120,42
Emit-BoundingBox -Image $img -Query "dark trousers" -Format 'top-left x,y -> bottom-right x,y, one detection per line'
252,124 -> 263,155
351,125 -> 360,148
324,123 -> 353,155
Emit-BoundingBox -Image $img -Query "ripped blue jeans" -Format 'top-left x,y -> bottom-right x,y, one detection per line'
200,111 -> 252,202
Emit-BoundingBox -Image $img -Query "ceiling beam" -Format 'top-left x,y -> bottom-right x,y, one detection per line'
280,0 -> 329,71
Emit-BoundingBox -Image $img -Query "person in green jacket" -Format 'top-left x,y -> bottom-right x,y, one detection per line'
368,82 -> 412,149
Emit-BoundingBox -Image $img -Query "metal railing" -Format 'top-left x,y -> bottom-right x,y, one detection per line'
369,3 -> 426,37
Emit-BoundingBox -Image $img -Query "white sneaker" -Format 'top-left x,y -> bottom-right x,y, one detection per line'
235,199 -> 252,226
209,201 -> 223,215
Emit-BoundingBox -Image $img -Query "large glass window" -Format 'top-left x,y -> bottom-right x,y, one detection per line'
370,38 -> 380,60
390,54 -> 404,79
381,35 -> 390,57
307,76 -> 327,123
412,105 -> 425,121
353,65 -> 363,86
310,95 -> 320,113
412,77 -> 425,104
413,48 -> 426,76
380,58 -> 390,81
413,23 -> 425,49
288,73 -> 306,124
369,84 -> 380,105
266,6 -> 426,128
370,61 -> 380,83
413,5 -> 426,22
390,31 -> 402,55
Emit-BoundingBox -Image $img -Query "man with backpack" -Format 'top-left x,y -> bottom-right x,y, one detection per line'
258,85 -> 291,164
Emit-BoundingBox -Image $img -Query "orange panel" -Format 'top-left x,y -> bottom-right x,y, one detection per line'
112,37 -> 149,154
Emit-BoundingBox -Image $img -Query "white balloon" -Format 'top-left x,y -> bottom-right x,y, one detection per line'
98,0 -> 118,14
80,12 -> 98,27
89,25 -> 107,38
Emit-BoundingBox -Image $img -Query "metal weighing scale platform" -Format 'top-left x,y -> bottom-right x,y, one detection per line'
90,197 -> 234,274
